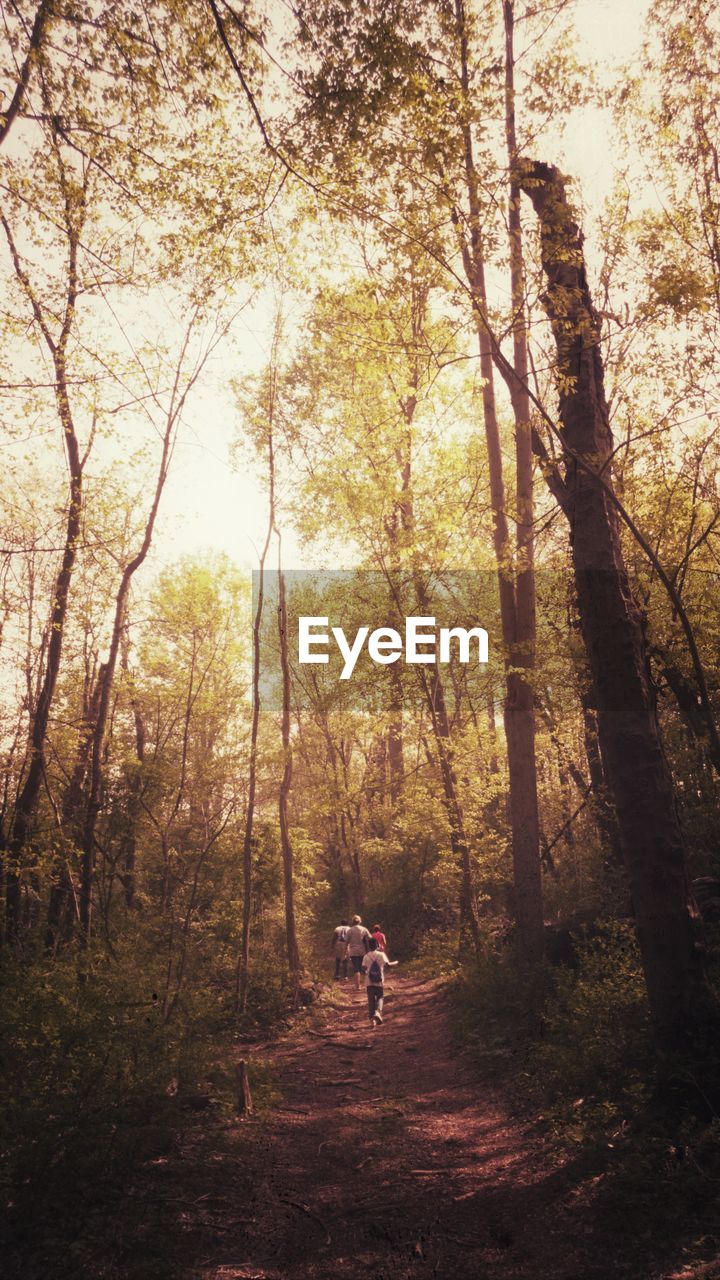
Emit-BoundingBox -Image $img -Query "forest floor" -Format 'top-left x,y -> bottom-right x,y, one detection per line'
10,972 -> 714,1279
151,973 -> 702,1280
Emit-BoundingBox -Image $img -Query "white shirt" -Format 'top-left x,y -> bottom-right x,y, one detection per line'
346,924 -> 370,956
362,949 -> 390,986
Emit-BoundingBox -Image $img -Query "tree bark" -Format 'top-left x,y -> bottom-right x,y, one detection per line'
45,666 -> 105,949
450,0 -> 544,964
78,379 -> 177,941
387,653 -> 405,805
577,667 -> 623,869
277,552 -> 302,988
3,185 -> 86,938
423,665 -> 482,951
236,514 -> 272,1014
119,635 -> 146,911
0,0 -> 53,149
237,311 -> 284,1011
519,160 -> 714,1050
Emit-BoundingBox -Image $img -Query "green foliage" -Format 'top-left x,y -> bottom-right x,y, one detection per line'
0,942 -> 228,1238
451,922 -> 653,1140
413,926 -> 461,978
534,924 -> 651,1131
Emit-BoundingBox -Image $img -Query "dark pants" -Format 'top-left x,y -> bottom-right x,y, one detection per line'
367,985 -> 384,1021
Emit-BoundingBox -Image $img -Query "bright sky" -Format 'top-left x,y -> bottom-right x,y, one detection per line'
136,0 -> 652,581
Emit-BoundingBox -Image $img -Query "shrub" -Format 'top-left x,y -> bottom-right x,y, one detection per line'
450,920 -> 654,1137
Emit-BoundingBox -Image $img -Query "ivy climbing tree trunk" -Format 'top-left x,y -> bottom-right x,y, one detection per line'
519,159 -> 715,1051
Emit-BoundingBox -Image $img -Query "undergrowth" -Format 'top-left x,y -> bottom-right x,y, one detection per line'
0,932 -> 293,1279
449,921 -> 720,1273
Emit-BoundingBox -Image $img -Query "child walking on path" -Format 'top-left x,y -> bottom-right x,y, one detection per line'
361,937 -> 398,1025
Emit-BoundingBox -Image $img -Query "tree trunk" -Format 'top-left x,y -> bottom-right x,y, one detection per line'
3,194 -> 85,938
79,392 -> 176,942
236,539 -> 271,1014
120,636 -> 146,911
577,668 -> 623,869
501,0 -> 544,960
277,555 -> 302,988
45,666 -> 105,949
387,656 -> 405,805
519,160 -> 714,1050
447,0 -> 544,965
424,666 -> 482,952
0,0 -> 53,149
237,312 -> 284,1012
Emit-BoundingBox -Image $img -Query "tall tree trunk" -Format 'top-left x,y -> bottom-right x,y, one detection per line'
277,551 -> 302,988
238,312 -> 292,1010
501,0 -> 543,955
423,665 -> 482,952
45,667 -> 105,949
576,667 -> 623,869
3,185 -> 86,938
450,0 -> 543,964
119,634 -> 146,911
78,386 -> 177,942
0,0 -> 53,149
236,514 -> 272,1013
387,652 -> 405,805
519,160 -> 714,1050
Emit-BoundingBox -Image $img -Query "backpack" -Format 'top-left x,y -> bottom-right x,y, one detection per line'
368,957 -> 382,985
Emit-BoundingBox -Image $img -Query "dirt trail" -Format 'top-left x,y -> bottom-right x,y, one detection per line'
190,974 -> 650,1280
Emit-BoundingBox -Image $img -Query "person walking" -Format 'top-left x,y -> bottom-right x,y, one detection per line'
371,922 -> 387,952
330,918 -> 350,981
362,936 -> 398,1025
345,914 -> 371,989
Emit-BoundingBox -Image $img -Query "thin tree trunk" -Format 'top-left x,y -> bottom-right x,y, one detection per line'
45,667 -> 105,949
78,375 -> 178,941
653,645 -> 720,776
577,670 -> 623,869
237,311 -> 285,1012
520,160 -> 714,1050
387,654 -> 405,805
277,548 -> 302,989
423,665 -> 482,952
120,635 -> 146,910
501,0 -> 543,958
236,509 -> 273,1013
0,0 -> 53,149
3,183 -> 86,938
450,0 -> 543,964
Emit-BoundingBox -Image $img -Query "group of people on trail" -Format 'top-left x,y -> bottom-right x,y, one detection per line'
330,915 -> 398,1026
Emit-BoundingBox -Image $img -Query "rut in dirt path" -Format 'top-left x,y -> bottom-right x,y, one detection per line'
194,973 -> 653,1280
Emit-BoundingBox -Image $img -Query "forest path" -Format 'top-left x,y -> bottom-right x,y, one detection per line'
191,973 -> 646,1280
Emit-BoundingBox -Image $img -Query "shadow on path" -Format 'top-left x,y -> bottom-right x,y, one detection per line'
189,974 -> 662,1280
